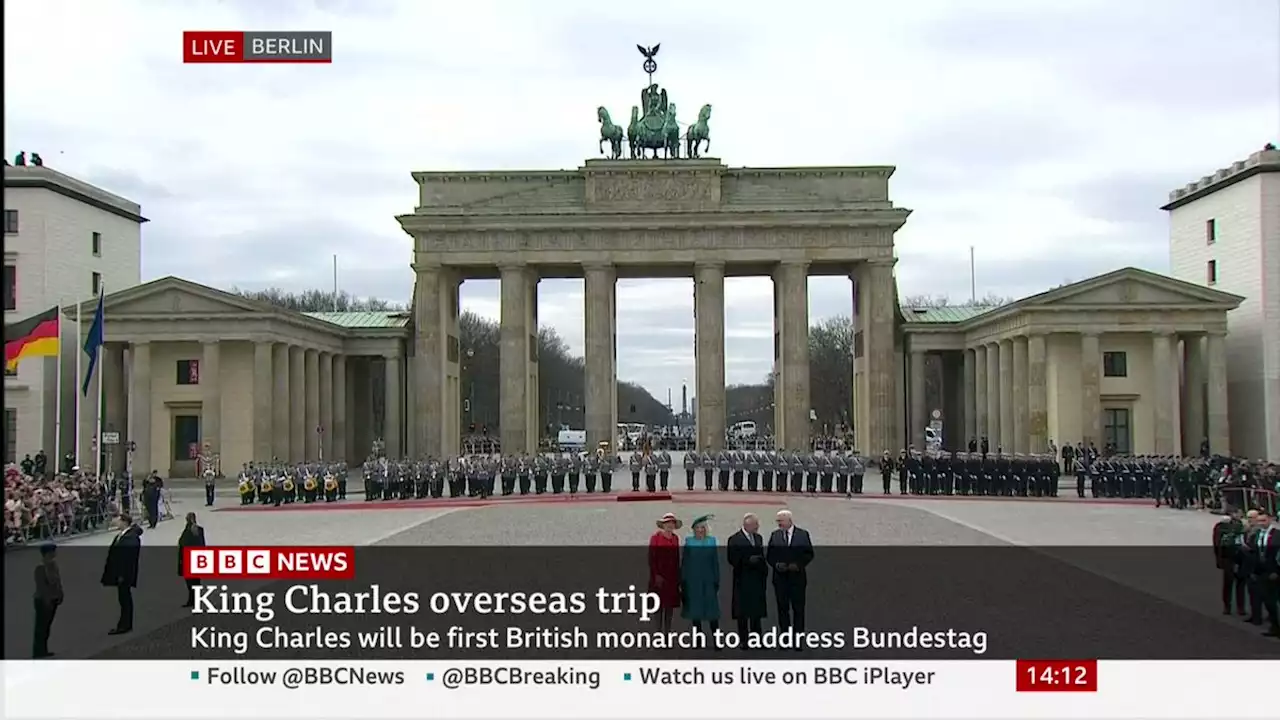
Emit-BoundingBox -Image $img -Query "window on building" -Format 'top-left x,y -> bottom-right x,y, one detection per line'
3,210 -> 17,234
91,271 -> 102,295
3,265 -> 14,311
92,231 -> 102,256
1205,218 -> 1216,245
1103,408 -> 1131,455
173,414 -> 200,461
1103,351 -> 1127,378
4,408 -> 15,463
177,359 -> 200,385
1206,259 -> 1217,285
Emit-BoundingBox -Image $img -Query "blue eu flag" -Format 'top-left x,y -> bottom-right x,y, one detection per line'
81,289 -> 105,396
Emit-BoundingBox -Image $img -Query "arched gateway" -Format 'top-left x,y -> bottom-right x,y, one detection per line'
398,48 -> 910,458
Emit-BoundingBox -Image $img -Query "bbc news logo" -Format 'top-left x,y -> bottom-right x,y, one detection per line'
184,547 -> 355,580
183,31 -> 332,64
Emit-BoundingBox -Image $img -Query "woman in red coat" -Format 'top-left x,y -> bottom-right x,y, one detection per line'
648,512 -> 682,632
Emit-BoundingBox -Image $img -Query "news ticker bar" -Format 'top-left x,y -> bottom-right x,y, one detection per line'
183,31 -> 332,63
6,661 -> 1279,718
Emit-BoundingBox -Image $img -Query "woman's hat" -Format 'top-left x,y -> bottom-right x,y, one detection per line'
656,512 -> 683,529
691,514 -> 714,528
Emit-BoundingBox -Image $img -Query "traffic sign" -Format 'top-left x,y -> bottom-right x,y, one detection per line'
102,432 -> 120,445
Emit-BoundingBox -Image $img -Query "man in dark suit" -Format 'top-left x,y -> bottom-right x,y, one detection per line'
178,512 -> 206,608
101,515 -> 143,635
727,512 -> 768,647
766,509 -> 814,634
32,542 -> 63,658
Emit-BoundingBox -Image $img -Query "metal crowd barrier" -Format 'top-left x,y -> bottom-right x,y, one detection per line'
3,503 -> 114,550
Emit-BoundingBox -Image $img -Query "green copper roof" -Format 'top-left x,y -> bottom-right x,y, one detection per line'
303,311 -> 410,328
901,306 -> 996,324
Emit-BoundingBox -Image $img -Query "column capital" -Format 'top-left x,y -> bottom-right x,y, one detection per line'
694,259 -> 725,272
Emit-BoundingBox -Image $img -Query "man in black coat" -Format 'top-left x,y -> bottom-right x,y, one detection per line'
766,509 -> 814,634
101,515 -> 143,634
727,512 -> 768,647
178,512 -> 206,608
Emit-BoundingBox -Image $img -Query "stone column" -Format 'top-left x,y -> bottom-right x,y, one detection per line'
413,265 -> 462,458
385,354 -> 402,458
985,342 -> 1001,447
271,344 -> 290,461
584,263 -> 617,451
859,260 -> 898,456
319,352 -> 333,460
1027,333 -> 1048,453
333,354 -> 347,461
289,346 -> 305,462
1182,335 -> 1206,450
1152,331 -> 1176,455
774,261 -> 811,451
304,349 -> 320,460
908,350 -> 927,448
1080,333 -> 1102,447
962,349 -> 976,448
694,260 -> 726,451
998,339 -> 1013,452
1206,331 -> 1230,455
129,342 -> 152,474
1011,336 -> 1028,454
974,344 -> 988,441
499,264 -> 538,454
201,340 -> 222,457
252,341 -> 274,463
102,343 -> 128,475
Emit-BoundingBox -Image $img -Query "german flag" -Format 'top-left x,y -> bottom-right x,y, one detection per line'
5,306 -> 60,371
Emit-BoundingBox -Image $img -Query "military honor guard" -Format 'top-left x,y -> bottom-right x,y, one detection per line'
584,451 -> 599,493
323,470 -> 339,502
746,451 -> 760,492
684,450 -> 698,491
657,448 -> 672,491
880,451 -> 894,494
643,451 -> 659,493
552,453 -> 568,494
716,450 -> 731,492
281,473 -> 296,504
197,443 -> 220,507
598,445 -> 614,493
533,454 -> 549,495
238,470 -> 255,505
731,450 -> 745,492
629,452 -> 643,492
569,452 -> 583,494
701,451 -> 715,491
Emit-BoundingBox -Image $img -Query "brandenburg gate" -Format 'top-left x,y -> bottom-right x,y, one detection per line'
397,49 -> 911,457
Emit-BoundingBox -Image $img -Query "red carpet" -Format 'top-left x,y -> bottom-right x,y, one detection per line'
617,491 -> 673,503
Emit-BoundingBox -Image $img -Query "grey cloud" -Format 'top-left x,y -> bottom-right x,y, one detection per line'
921,1 -> 1279,110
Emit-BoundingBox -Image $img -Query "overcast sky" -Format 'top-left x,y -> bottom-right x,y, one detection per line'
5,0 -> 1278,400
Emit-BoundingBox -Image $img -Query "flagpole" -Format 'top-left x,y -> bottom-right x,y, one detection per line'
53,306 -> 63,465
95,286 -> 105,480
75,299 -> 82,467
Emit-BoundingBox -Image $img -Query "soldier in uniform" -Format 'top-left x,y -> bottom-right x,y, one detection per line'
197,444 -> 219,507
817,451 -> 834,494
281,472 -> 296,504
730,449 -> 744,492
684,450 -> 698,491
238,470 -> 254,505
569,451 -> 583,494
300,470 -> 316,503
629,452 -> 643,492
643,451 -> 659,492
879,451 -> 894,494
598,446 -> 614,493
850,451 -> 866,495
533,453 -> 550,495
500,456 -> 517,496
551,453 -> 567,494
701,450 -> 715,491
509,454 -> 525,495
584,450 -> 599,493
716,449 -> 731,492
745,451 -> 760,492
657,448 -> 672,491
760,451 -> 776,492
322,470 -> 338,502
831,451 -> 848,495
782,449 -> 799,493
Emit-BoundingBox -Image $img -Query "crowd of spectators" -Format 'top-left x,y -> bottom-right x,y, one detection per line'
4,461 -> 113,548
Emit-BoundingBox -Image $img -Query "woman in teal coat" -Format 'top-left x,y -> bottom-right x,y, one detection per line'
681,514 -> 721,633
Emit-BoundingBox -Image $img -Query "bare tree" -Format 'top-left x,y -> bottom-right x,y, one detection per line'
233,287 -> 407,312
901,292 -> 1013,309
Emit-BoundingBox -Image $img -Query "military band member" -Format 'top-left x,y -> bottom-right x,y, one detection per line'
643,452 -> 659,493
657,448 -> 672,491
684,451 -> 698,491
280,473 -> 296,504
238,473 -> 254,505
701,451 -> 715,491
629,452 -> 643,492
569,452 -> 583,494
717,450 -> 731,492
299,472 -> 315,503
324,472 -> 339,502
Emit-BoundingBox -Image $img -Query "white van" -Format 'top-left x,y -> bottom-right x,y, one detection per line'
729,421 -> 757,440
558,429 -> 587,450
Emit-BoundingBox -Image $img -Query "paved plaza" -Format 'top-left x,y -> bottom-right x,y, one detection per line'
7,475 -> 1254,662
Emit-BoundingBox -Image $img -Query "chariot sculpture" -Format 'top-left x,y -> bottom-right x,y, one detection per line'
595,44 -> 712,161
